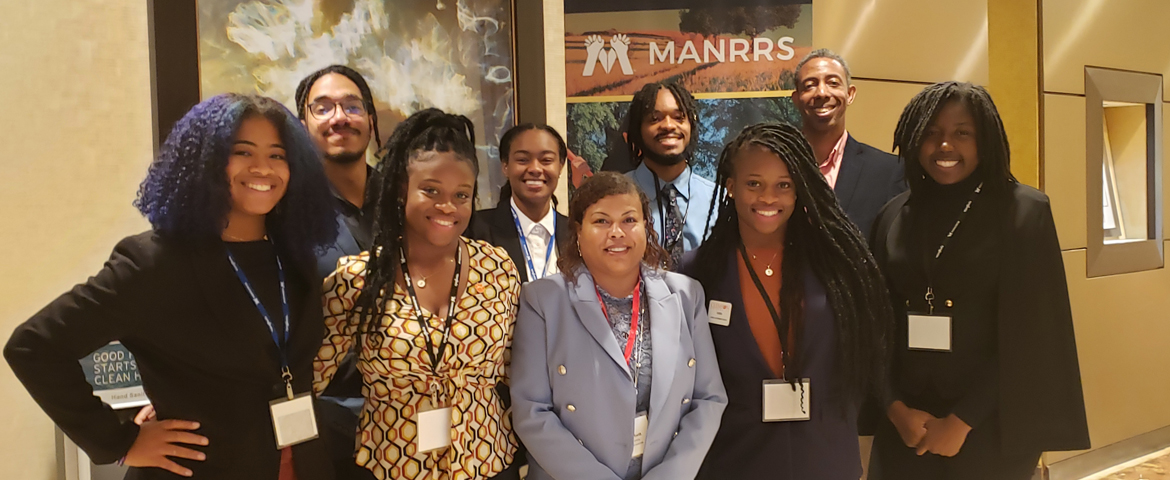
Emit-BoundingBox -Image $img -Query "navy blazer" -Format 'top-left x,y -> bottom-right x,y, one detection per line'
512,267 -> 727,480
835,135 -> 906,237
682,252 -> 862,480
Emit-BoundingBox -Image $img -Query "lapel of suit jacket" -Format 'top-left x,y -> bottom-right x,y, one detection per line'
834,135 -> 865,211
334,213 -> 362,257
714,249 -> 776,378
645,268 -> 681,417
568,271 -> 631,378
188,240 -> 283,376
489,206 -> 530,283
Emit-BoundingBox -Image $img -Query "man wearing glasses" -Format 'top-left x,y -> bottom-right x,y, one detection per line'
294,65 -> 382,278
293,65 -> 381,478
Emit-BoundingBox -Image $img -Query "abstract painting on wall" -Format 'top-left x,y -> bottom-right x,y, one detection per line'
197,0 -> 515,205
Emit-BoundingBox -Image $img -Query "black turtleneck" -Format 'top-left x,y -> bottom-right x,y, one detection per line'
912,171 -> 987,268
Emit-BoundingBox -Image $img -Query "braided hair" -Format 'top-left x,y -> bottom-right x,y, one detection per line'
893,81 -> 1016,193
294,65 -> 383,150
692,122 -> 893,406
623,81 -> 699,166
351,108 -> 479,337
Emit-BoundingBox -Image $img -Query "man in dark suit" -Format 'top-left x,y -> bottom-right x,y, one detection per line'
792,49 -> 906,236
294,65 -> 382,279
293,65 -> 381,477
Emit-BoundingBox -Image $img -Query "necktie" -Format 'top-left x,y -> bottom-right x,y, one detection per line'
662,184 -> 684,267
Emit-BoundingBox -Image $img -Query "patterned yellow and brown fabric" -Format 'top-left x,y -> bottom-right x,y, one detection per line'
313,238 -> 520,480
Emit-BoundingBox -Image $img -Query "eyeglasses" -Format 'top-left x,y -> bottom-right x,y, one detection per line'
307,98 -> 368,120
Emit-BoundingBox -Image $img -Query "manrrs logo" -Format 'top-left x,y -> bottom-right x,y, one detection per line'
582,34 -> 634,77
580,33 -> 799,77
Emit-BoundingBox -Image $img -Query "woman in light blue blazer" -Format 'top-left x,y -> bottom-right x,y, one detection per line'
511,172 -> 727,480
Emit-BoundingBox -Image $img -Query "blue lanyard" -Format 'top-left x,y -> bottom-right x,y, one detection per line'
226,247 -> 295,398
510,206 -> 556,281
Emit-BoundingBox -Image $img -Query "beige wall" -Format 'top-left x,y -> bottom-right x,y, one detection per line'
0,0 -> 153,477
1042,0 -> 1170,464
813,0 -> 989,152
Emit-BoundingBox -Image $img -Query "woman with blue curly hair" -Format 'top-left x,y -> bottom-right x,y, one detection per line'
5,94 -> 339,479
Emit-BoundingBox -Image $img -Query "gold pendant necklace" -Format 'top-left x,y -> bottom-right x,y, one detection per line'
750,250 -> 780,277
411,254 -> 455,289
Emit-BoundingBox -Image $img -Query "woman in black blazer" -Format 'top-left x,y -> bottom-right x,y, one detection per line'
682,123 -> 894,479
468,123 -> 569,283
871,82 -> 1089,479
4,94 -> 339,479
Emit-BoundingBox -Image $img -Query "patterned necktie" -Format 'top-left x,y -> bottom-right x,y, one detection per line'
662,184 -> 684,267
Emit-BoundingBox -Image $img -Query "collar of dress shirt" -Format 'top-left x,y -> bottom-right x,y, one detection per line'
633,161 -> 694,202
510,196 -> 556,239
820,130 -> 849,170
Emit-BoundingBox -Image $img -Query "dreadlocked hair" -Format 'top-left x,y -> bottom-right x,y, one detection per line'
893,81 -> 1016,193
294,65 -> 383,149
351,108 -> 479,339
692,122 -> 894,408
623,81 -> 699,166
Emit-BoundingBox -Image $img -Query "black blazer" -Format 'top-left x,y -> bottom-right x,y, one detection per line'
682,253 -> 862,480
468,202 -> 569,283
834,135 -> 906,236
871,182 -> 1090,453
4,232 -> 333,479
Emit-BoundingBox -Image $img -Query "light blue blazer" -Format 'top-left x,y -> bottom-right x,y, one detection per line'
512,266 -> 727,480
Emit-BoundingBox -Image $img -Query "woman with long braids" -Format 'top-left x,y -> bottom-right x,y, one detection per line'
313,109 -> 522,480
5,94 -> 338,479
682,123 -> 894,479
871,82 -> 1087,479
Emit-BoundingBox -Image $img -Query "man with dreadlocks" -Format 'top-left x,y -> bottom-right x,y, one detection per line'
792,48 -> 905,236
294,65 -> 383,477
616,81 -> 715,267
870,81 -> 1089,479
682,123 -> 894,479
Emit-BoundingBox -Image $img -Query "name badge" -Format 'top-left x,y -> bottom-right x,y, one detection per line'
908,314 -> 952,352
632,412 -> 648,458
269,393 -> 319,449
416,406 -> 454,452
762,379 -> 811,422
708,300 -> 732,326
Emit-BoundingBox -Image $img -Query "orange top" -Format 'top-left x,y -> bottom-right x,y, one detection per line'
736,253 -> 789,378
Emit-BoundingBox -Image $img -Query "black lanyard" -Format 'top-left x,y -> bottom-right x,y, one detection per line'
923,182 -> 983,314
226,246 -> 294,399
737,243 -> 793,380
651,170 -> 692,250
399,241 -> 464,374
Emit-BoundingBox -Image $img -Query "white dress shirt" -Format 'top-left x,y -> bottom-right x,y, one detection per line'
511,197 -> 559,281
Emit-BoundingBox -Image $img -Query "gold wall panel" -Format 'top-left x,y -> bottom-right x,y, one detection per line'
813,0 -> 988,85
1043,0 -> 1170,95
0,0 -> 154,477
1048,247 -> 1170,464
844,79 -> 927,155
1044,93 -> 1088,251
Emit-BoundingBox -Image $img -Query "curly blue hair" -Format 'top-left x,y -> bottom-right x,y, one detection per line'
134,93 -> 338,261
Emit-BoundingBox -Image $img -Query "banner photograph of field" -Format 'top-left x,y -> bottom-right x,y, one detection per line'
564,1 -> 812,99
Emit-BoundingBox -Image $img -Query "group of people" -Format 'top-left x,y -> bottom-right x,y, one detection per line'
5,48 -> 1090,480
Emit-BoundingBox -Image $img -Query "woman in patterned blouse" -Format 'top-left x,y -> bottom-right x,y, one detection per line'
313,109 -> 522,480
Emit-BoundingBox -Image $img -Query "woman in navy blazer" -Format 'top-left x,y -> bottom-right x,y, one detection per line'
512,172 -> 727,480
682,123 -> 894,479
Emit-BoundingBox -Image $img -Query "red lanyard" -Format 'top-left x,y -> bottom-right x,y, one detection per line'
596,281 -> 642,364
